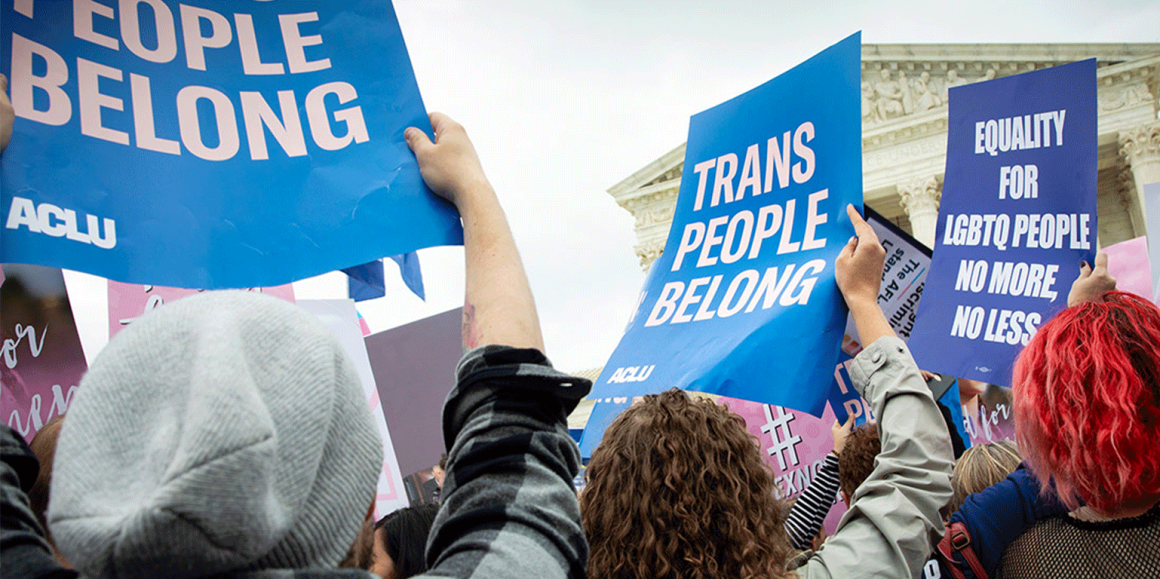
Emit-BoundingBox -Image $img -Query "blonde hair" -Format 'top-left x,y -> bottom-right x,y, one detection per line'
947,440 -> 1021,514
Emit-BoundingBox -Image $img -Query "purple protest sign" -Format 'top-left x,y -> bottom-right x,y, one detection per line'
108,281 -> 295,339
2,264 -> 89,442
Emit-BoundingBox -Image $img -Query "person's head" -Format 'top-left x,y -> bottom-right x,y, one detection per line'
48,291 -> 383,579
946,440 -> 1021,514
581,388 -> 792,579
838,423 -> 880,507
371,504 -> 440,579
28,413 -> 69,567
1014,291 -> 1160,513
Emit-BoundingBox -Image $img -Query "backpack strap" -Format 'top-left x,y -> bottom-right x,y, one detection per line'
935,521 -> 988,579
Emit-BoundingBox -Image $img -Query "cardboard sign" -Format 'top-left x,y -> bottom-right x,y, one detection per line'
364,308 -> 461,479
909,60 -> 1098,386
1102,236 -> 1153,301
297,299 -> 408,518
1141,182 -> 1160,302
589,33 -> 862,415
1,1 -> 462,289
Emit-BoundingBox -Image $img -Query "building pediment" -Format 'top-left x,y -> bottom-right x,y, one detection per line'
609,43 -> 1160,269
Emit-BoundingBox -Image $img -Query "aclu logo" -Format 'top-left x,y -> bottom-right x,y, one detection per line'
606,365 -> 656,384
6,197 -> 117,249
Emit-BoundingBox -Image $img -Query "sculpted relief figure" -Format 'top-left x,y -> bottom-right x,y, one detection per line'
913,71 -> 941,112
873,69 -> 905,121
862,81 -> 875,122
942,69 -> 968,101
898,71 -> 916,115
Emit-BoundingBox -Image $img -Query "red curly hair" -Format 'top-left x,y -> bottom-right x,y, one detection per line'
581,389 -> 793,579
1013,291 -> 1160,513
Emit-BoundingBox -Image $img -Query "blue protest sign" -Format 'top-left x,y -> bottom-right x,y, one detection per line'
587,33 -> 861,417
1,0 -> 462,288
909,60 -> 1097,386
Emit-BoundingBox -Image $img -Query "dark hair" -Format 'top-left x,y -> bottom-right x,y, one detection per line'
581,389 -> 793,579
838,423 -> 880,500
374,503 -> 439,579
1014,291 -> 1160,512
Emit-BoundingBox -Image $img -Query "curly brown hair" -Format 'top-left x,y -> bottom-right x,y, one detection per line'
581,389 -> 794,579
838,423 -> 880,501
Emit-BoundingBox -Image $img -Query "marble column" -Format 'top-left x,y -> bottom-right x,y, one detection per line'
897,176 -> 942,249
1120,121 -> 1160,233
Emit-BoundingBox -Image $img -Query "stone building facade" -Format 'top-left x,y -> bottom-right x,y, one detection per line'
609,44 -> 1160,270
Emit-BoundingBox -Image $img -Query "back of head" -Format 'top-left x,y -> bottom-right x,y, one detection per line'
1013,291 -> 1160,512
581,389 -> 791,579
838,423 -> 880,501
947,440 -> 1021,514
48,291 -> 383,579
373,503 -> 440,579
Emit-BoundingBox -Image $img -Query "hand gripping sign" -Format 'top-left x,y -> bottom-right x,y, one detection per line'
1,0 -> 462,289
588,33 -> 862,416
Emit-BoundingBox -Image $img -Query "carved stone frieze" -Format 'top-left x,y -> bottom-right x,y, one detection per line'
635,205 -> 676,228
862,64 -> 999,126
1100,81 -> 1155,113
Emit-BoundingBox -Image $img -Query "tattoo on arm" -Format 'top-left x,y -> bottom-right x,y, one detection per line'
462,301 -> 479,350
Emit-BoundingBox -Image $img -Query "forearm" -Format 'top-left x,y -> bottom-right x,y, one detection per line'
457,183 -> 544,352
846,296 -> 895,349
802,338 -> 953,578
785,453 -> 840,551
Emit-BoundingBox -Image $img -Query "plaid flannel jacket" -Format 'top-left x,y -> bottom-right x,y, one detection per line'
1,345 -> 591,579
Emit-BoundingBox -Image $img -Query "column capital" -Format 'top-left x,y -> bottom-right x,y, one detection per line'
897,175 -> 942,216
1119,121 -> 1160,166
635,241 -> 664,271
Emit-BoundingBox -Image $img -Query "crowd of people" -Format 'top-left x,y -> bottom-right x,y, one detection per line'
2,72 -> 1158,579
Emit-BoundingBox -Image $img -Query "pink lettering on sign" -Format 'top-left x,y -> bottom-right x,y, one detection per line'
2,266 -> 89,442
108,281 -> 295,339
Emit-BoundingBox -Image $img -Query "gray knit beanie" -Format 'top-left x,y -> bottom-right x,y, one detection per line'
48,291 -> 383,579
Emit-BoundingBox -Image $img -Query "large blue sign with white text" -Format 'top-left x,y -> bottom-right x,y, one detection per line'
1,0 -> 462,288
587,33 -> 861,416
909,60 -> 1097,386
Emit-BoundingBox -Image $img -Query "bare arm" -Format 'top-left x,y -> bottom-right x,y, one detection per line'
405,114 -> 544,352
834,204 -> 892,347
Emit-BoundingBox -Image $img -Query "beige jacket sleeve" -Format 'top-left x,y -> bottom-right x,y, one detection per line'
798,336 -> 954,579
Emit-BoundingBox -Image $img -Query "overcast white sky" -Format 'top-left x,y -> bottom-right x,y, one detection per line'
61,0 -> 1160,373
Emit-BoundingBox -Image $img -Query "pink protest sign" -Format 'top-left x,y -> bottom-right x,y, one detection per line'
108,282 -> 295,339
2,265 -> 89,442
717,396 -> 850,535
1101,236 -> 1153,301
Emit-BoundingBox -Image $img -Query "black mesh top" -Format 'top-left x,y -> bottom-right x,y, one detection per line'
997,501 -> 1160,578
